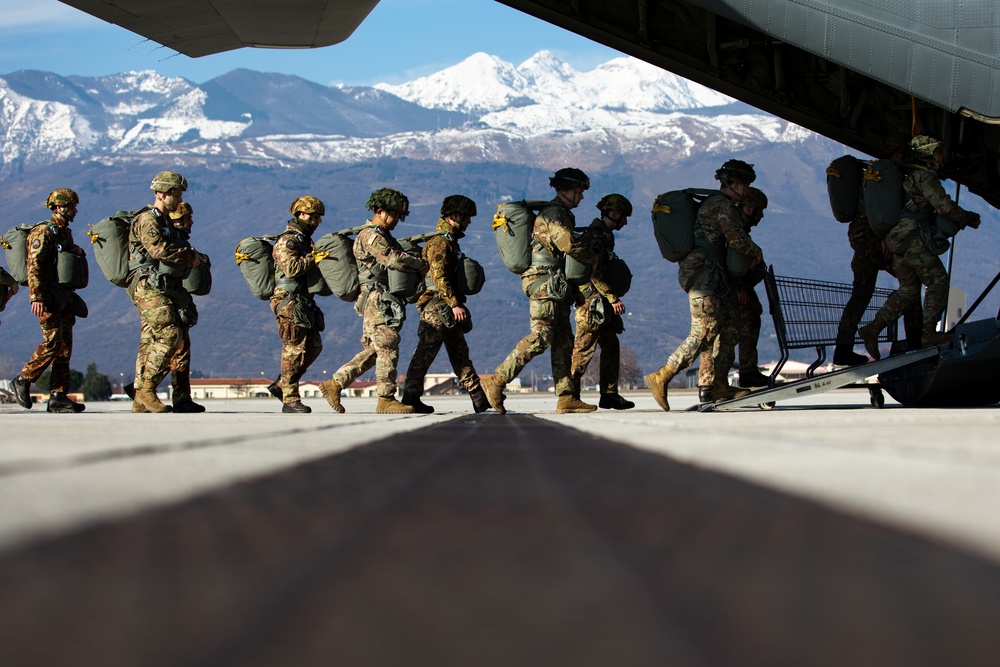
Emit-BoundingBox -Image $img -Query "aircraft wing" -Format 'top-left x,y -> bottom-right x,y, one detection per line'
58,0 -> 380,57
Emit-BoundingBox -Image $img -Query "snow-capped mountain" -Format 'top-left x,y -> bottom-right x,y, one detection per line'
0,51 -> 798,179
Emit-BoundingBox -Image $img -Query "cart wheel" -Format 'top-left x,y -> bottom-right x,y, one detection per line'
870,389 -> 885,409
760,401 -> 775,411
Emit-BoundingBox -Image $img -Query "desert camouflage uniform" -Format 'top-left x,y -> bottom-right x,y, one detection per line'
835,212 -> 922,349
667,192 -> 760,386
874,168 -> 976,329
333,223 -> 424,398
128,208 -> 198,394
570,219 -> 624,394
19,221 -> 82,392
494,200 -> 597,397
403,219 -> 483,398
270,221 -> 324,404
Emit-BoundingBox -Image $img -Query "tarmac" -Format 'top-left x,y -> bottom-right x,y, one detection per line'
3,388 -> 1000,665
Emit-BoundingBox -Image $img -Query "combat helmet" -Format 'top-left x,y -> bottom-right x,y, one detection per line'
596,193 -> 633,217
715,159 -> 757,186
150,171 -> 188,193
549,167 -> 590,191
45,188 -> 79,210
366,188 -> 409,219
289,196 -> 325,217
909,135 -> 942,160
169,202 -> 193,220
440,194 -> 477,218
742,187 -> 768,210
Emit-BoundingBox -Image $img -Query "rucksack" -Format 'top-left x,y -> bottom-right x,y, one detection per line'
492,200 -> 551,274
862,159 -> 904,239
314,225 -> 366,302
387,231 -> 444,303
234,235 -> 281,300
88,210 -> 144,287
1,222 -> 46,285
826,155 -> 865,222
650,188 -> 716,262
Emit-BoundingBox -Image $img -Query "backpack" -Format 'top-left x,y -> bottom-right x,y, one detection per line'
88,210 -> 143,287
456,253 -> 486,296
182,262 -> 213,296
826,155 -> 865,222
234,235 -> 281,301
313,225 -> 366,302
650,188 -> 716,262
492,200 -> 551,274
387,231 -> 443,303
862,159 -> 904,239
1,222 -> 46,285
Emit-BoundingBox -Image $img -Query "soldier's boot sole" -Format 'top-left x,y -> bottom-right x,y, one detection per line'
644,367 -> 673,412
266,381 -> 282,401
319,379 -> 345,413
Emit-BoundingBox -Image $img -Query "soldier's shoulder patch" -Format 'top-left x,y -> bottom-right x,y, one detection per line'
31,239 -> 41,249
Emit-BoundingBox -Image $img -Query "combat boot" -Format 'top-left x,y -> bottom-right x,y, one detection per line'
319,379 -> 345,413
124,382 -> 136,400
282,400 -> 311,414
47,392 -> 85,413
598,393 -> 635,410
922,323 -> 953,347
10,375 -> 32,409
267,381 -> 282,401
712,381 -> 750,403
858,315 -> 890,361
483,376 -> 507,415
738,369 -> 771,387
698,386 -> 714,403
400,393 -> 434,414
172,397 -> 206,413
556,395 -> 597,413
376,397 -> 415,414
469,386 -> 491,413
832,345 -> 868,367
643,363 -> 678,412
135,385 -> 171,413
131,400 -> 150,414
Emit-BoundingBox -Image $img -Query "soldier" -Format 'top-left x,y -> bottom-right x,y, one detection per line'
859,136 -> 981,358
128,171 -> 206,413
320,188 -> 426,415
165,202 -> 207,413
644,159 -> 763,411
833,135 -> 922,366
569,193 -> 635,410
267,196 -> 327,413
730,187 -> 770,388
0,266 -> 17,311
400,195 -> 490,414
482,167 -> 599,415
10,189 -> 87,413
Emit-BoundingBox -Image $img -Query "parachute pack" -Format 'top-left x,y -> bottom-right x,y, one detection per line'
88,209 -> 144,287
492,200 -> 552,274
862,159 -> 904,239
826,155 -> 866,222
314,225 -> 366,302
2,221 -> 89,289
456,253 -> 486,295
650,188 -> 717,262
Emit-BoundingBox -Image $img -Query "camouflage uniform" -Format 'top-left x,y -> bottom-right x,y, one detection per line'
874,168 -> 976,330
403,219 -> 483,398
667,192 -> 761,385
270,221 -> 324,405
19,221 -> 83,392
332,223 -> 424,398
726,264 -> 765,375
494,200 -> 597,397
570,219 -> 624,394
128,207 -> 199,395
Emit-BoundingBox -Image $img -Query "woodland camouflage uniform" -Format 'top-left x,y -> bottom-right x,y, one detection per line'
402,218 -> 485,407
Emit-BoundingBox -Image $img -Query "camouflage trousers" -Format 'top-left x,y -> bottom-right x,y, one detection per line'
134,320 -> 192,399
877,218 -> 949,329
131,279 -> 182,392
667,293 -> 726,387
836,220 -> 922,346
727,288 -> 761,374
570,293 -> 621,394
21,307 -> 75,392
495,294 -> 574,397
334,291 -> 401,398
403,301 -> 481,397
275,299 -> 323,403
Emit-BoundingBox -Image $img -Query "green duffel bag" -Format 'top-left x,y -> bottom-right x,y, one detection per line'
182,260 -> 212,296
56,249 -> 89,290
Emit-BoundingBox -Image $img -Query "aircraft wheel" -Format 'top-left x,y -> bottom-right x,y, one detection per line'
760,401 -> 775,411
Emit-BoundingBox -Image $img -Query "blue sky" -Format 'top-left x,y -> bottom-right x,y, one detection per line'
0,0 -> 623,85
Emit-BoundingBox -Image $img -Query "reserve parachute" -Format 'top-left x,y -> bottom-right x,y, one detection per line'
650,188 -> 716,262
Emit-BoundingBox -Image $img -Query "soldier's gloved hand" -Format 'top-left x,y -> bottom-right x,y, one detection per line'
965,212 -> 981,229
312,250 -> 330,262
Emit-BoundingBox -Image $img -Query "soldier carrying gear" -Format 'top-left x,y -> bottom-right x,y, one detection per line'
45,188 -> 79,210
908,135 -> 942,162
740,187 -> 768,229
596,193 -> 633,217
440,194 -> 477,218
715,159 -> 757,186
366,188 -> 410,220
150,171 -> 188,193
549,167 -> 591,192
290,195 -> 325,217
169,202 -> 193,220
